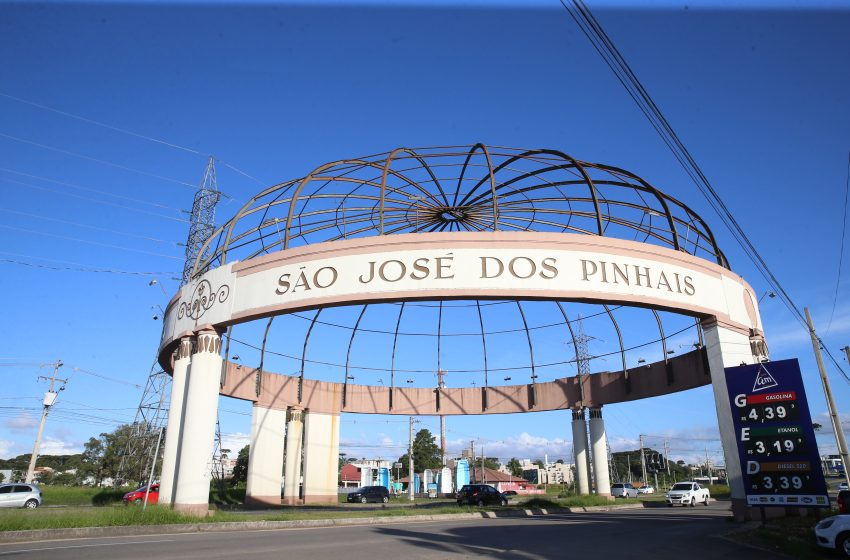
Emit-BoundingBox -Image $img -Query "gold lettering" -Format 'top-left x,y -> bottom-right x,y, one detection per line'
379,260 -> 406,282
540,257 -> 558,279
657,271 -> 673,292
313,266 -> 338,289
410,258 -> 430,280
480,256 -> 504,279
275,273 -> 291,294
292,269 -> 311,292
435,255 -> 454,279
683,276 -> 696,296
673,272 -> 683,293
359,261 -> 377,284
581,259 -> 597,281
633,265 -> 651,287
509,256 -> 536,279
612,263 -> 629,285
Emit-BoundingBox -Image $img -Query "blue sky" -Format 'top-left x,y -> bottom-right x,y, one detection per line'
1,1 -> 849,470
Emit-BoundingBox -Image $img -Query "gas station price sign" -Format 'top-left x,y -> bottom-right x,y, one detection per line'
725,359 -> 828,507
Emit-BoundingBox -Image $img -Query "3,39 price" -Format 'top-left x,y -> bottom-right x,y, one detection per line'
749,473 -> 810,492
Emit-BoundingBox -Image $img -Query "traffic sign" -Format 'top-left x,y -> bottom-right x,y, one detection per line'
725,359 -> 828,507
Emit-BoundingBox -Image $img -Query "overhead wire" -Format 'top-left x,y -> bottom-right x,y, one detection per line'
562,0 -> 850,385
0,251 -> 178,277
826,151 -> 850,335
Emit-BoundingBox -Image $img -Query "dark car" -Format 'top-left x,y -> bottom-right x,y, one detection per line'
122,484 -> 159,505
347,486 -> 390,503
456,484 -> 507,507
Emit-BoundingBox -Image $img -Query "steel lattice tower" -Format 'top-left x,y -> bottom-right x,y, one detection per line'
118,158 -> 222,486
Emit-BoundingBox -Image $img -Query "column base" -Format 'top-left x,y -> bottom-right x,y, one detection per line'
303,494 -> 339,505
173,503 -> 214,517
245,495 -> 283,508
282,496 -> 303,506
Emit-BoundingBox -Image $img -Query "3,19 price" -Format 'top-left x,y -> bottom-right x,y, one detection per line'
750,438 -> 800,454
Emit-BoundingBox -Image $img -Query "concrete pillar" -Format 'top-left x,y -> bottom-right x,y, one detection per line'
159,337 -> 192,506
173,329 -> 222,515
301,410 -> 340,505
589,407 -> 611,497
702,319 -> 758,521
245,404 -> 287,507
282,407 -> 304,505
571,408 -> 591,495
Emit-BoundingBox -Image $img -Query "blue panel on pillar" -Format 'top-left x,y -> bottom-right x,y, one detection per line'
724,358 -> 829,507
456,459 -> 470,489
377,467 -> 390,489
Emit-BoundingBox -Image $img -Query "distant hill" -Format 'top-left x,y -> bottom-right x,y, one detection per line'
0,453 -> 84,472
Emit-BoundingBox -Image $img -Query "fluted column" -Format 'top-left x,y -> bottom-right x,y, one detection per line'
702,319 -> 759,521
159,337 -> 192,506
282,407 -> 304,505
571,408 -> 591,495
302,410 -> 340,504
588,407 -> 611,497
173,329 -> 222,515
245,404 -> 287,507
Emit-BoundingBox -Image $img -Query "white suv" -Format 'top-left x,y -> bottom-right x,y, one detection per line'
665,481 -> 710,506
815,514 -> 850,557
611,482 -> 638,498
0,483 -> 42,508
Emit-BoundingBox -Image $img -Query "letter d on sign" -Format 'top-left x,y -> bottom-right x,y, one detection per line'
747,461 -> 760,474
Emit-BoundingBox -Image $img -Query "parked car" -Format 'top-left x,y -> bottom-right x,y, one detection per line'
665,481 -> 710,506
839,482 -> 849,491
347,486 -> 389,504
503,490 -> 518,496
611,482 -> 638,498
815,514 -> 850,557
0,483 -> 42,509
122,484 -> 159,505
456,484 -> 508,507
637,485 -> 655,494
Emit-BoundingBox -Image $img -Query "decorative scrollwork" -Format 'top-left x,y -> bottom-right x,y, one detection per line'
177,280 -> 230,321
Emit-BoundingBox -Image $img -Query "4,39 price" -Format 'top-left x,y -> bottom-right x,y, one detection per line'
745,405 -> 789,421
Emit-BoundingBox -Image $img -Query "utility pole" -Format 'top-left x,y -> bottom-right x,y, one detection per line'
663,438 -> 671,476
705,447 -> 712,483
806,308 -> 850,485
26,360 -> 66,483
470,440 -> 475,483
639,435 -> 647,485
408,416 -> 415,501
437,369 -> 446,466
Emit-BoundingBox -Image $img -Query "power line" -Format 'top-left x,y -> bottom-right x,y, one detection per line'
826,151 -> 850,335
0,131 -> 197,189
1,209 -> 175,245
0,91 -> 266,190
0,251 -> 177,277
2,176 -> 190,223
0,167 -> 184,212
562,1 -> 850,386
0,224 -> 183,261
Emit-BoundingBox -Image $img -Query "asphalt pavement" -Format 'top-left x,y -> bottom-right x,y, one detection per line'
0,501 -> 782,560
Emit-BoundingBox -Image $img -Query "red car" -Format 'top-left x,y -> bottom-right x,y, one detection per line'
122,484 -> 159,505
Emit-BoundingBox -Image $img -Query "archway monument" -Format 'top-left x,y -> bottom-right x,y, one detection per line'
155,145 -> 767,518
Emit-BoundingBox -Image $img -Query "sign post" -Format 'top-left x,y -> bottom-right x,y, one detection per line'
725,359 -> 828,508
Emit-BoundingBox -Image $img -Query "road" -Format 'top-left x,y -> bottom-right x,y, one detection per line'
0,502 -> 781,559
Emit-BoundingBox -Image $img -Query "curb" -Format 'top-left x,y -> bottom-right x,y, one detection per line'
0,503 -> 648,544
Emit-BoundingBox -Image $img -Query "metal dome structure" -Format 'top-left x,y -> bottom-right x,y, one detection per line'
180,145 -> 730,395
193,144 -> 727,276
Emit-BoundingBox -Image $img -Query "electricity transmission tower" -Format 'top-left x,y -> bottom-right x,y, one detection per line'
118,157 -> 223,486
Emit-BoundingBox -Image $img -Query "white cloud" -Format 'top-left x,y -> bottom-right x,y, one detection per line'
38,436 -> 82,455
0,439 -> 14,458
5,412 -> 37,433
220,432 -> 250,455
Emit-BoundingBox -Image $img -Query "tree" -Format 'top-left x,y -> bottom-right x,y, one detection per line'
506,458 -> 523,477
533,459 -> 544,469
472,457 -> 500,471
396,429 -> 441,477
79,436 -> 105,485
813,422 -> 823,431
231,445 -> 249,485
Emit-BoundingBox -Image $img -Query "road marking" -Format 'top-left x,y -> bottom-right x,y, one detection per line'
0,539 -> 175,555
